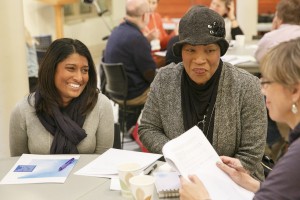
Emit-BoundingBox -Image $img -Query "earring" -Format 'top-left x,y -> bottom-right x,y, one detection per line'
292,103 -> 298,114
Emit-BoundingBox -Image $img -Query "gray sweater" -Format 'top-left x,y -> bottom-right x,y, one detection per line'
9,93 -> 114,156
139,62 -> 267,180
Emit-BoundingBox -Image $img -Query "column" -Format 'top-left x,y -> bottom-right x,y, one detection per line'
236,0 -> 258,41
0,0 -> 28,158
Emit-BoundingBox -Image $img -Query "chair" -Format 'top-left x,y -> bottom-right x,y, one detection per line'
100,62 -> 128,149
34,35 -> 52,66
113,122 -> 121,149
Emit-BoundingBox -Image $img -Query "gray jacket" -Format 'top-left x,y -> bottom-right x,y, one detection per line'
139,62 -> 267,180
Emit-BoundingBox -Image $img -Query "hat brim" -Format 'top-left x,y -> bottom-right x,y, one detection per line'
172,38 -> 229,57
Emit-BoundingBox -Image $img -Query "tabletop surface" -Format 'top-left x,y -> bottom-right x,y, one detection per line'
0,155 -> 177,200
225,40 -> 260,74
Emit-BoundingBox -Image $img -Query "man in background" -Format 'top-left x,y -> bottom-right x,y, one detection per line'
104,0 -> 156,132
255,0 -> 300,62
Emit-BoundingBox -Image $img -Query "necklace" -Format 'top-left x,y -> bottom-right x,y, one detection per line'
197,104 -> 216,137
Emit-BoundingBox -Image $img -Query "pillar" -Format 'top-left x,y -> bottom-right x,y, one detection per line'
0,0 -> 28,158
236,0 -> 258,41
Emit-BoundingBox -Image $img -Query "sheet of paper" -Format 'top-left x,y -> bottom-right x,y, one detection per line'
221,55 -> 256,65
162,126 -> 254,200
75,148 -> 162,178
154,50 -> 167,57
0,154 -> 79,184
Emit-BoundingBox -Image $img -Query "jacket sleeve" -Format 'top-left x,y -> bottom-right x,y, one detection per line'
9,102 -> 30,156
231,26 -> 244,40
236,76 -> 267,181
253,138 -> 300,199
138,72 -> 171,154
94,94 -> 114,154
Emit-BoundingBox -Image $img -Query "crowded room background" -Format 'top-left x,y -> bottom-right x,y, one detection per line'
0,0 -> 279,158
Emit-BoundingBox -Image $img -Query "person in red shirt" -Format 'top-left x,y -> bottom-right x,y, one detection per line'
143,0 -> 176,51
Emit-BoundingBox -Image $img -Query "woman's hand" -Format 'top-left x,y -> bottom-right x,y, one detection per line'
217,156 -> 260,192
271,12 -> 281,30
227,1 -> 235,21
144,28 -> 160,42
227,1 -> 239,28
179,175 -> 211,200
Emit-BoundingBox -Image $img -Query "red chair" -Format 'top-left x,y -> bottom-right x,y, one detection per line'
131,113 -> 148,152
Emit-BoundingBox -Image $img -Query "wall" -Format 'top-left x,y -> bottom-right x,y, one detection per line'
24,0 -> 126,64
157,0 -> 278,18
0,0 -> 28,158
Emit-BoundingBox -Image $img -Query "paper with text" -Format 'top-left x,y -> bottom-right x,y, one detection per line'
0,154 -> 79,184
75,148 -> 162,178
162,126 -> 254,200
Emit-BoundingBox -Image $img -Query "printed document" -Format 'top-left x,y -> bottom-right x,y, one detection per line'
75,148 -> 162,178
162,126 -> 255,200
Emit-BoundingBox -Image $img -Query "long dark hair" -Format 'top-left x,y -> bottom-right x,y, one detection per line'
29,38 -> 99,116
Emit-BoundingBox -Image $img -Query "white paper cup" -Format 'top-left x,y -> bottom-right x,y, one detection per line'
150,39 -> 161,51
129,175 -> 155,200
117,163 -> 141,200
235,35 -> 246,47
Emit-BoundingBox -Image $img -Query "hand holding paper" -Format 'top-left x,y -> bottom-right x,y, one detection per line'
162,126 -> 255,200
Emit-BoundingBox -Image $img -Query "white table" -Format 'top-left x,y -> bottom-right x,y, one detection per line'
0,155 -> 176,200
224,40 -> 260,74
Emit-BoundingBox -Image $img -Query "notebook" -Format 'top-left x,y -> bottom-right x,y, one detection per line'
153,171 -> 180,198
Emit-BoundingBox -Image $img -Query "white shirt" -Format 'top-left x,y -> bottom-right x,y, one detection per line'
255,24 -> 300,62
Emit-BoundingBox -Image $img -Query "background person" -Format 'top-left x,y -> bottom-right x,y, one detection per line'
209,0 -> 244,41
10,38 -> 114,156
254,0 -> 300,63
143,0 -> 176,51
138,6 -> 267,181
104,0 -> 156,131
179,37 -> 300,200
254,0 -> 300,162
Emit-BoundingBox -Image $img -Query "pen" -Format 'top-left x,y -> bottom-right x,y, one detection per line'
145,164 -> 158,175
58,158 -> 75,171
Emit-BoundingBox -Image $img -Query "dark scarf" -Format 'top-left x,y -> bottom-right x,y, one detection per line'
35,90 -> 87,154
289,123 -> 300,145
181,61 -> 222,143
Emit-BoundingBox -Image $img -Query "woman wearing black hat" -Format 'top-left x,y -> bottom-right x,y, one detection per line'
179,37 -> 300,200
138,6 -> 267,181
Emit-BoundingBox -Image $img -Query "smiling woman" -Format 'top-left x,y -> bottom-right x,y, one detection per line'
9,38 -> 114,156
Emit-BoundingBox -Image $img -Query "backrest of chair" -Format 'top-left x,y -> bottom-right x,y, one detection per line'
34,35 -> 52,51
101,62 -> 128,99
34,35 -> 52,66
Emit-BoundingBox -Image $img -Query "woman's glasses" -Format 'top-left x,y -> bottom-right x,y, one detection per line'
260,78 -> 274,89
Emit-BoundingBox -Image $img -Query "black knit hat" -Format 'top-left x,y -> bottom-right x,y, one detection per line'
173,6 -> 229,57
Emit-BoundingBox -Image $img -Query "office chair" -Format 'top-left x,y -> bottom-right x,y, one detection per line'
101,62 -> 128,149
34,35 -> 52,66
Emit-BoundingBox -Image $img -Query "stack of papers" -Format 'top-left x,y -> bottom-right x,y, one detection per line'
221,55 -> 256,65
0,154 -> 79,184
75,148 -> 162,178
